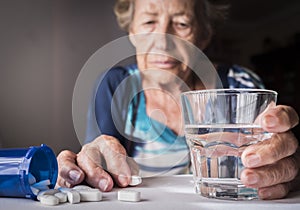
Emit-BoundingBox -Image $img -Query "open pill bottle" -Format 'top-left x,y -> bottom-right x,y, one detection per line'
0,144 -> 58,199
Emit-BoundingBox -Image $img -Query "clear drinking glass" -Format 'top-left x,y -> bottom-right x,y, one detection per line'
180,89 -> 277,200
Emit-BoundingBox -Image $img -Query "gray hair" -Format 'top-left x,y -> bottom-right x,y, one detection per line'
114,0 -> 229,40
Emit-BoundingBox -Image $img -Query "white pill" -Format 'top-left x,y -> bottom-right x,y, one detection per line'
37,189 -> 60,201
32,179 -> 51,190
129,175 -> 142,186
72,185 -> 92,190
40,195 -> 59,206
30,186 -> 40,196
66,190 -> 80,204
58,187 -> 81,204
118,190 -> 141,202
77,188 -> 102,202
57,187 -> 72,193
28,173 -> 36,185
54,192 -> 67,203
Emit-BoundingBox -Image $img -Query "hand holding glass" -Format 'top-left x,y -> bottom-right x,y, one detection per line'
181,89 -> 277,200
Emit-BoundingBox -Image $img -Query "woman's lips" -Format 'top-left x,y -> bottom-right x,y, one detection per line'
150,60 -> 180,69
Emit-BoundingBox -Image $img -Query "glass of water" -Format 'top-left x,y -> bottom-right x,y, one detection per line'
180,89 -> 277,200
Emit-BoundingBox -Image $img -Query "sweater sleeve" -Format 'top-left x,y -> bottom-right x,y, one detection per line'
227,64 -> 265,89
84,67 -> 130,145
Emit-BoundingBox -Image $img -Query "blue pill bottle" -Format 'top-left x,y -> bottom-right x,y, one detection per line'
0,144 -> 58,199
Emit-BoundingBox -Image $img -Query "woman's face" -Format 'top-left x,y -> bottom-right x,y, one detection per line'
129,0 -> 208,84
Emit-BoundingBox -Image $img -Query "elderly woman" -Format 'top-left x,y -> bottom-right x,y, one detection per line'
57,0 -> 299,200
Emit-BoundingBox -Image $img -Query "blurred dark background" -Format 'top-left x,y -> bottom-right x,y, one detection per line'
0,0 -> 299,154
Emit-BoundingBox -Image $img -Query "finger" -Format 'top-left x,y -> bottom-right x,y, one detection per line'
261,105 -> 299,133
77,144 -> 114,192
56,150 -> 85,187
258,183 -> 291,200
242,131 -> 298,168
97,135 -> 132,187
241,156 -> 298,188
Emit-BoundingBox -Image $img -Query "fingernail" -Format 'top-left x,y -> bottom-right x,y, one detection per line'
99,179 -> 108,191
245,154 -> 260,167
69,170 -> 81,182
245,173 -> 258,185
118,174 -> 129,186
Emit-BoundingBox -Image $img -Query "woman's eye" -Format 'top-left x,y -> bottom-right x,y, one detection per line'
174,22 -> 190,29
144,20 -> 155,25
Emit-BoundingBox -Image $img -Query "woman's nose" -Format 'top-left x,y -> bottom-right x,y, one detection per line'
154,33 -> 169,50
154,23 -> 174,51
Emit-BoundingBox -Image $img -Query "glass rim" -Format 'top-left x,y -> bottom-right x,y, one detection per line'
181,88 -> 278,96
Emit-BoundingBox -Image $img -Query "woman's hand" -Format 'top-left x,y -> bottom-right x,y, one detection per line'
241,105 -> 300,199
56,150 -> 85,188
57,135 -> 139,192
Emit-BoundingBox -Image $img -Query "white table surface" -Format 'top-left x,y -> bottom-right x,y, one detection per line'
1,175 -> 300,210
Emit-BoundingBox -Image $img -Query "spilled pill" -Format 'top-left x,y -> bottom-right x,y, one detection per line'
118,190 -> 141,202
54,192 -> 68,203
30,186 -> 40,196
72,185 -> 92,190
40,195 -> 59,206
57,187 -> 72,193
57,187 -> 80,204
66,190 -> 81,204
37,189 -> 59,201
35,184 -> 109,205
78,188 -> 102,202
129,175 -> 142,186
32,179 -> 51,191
